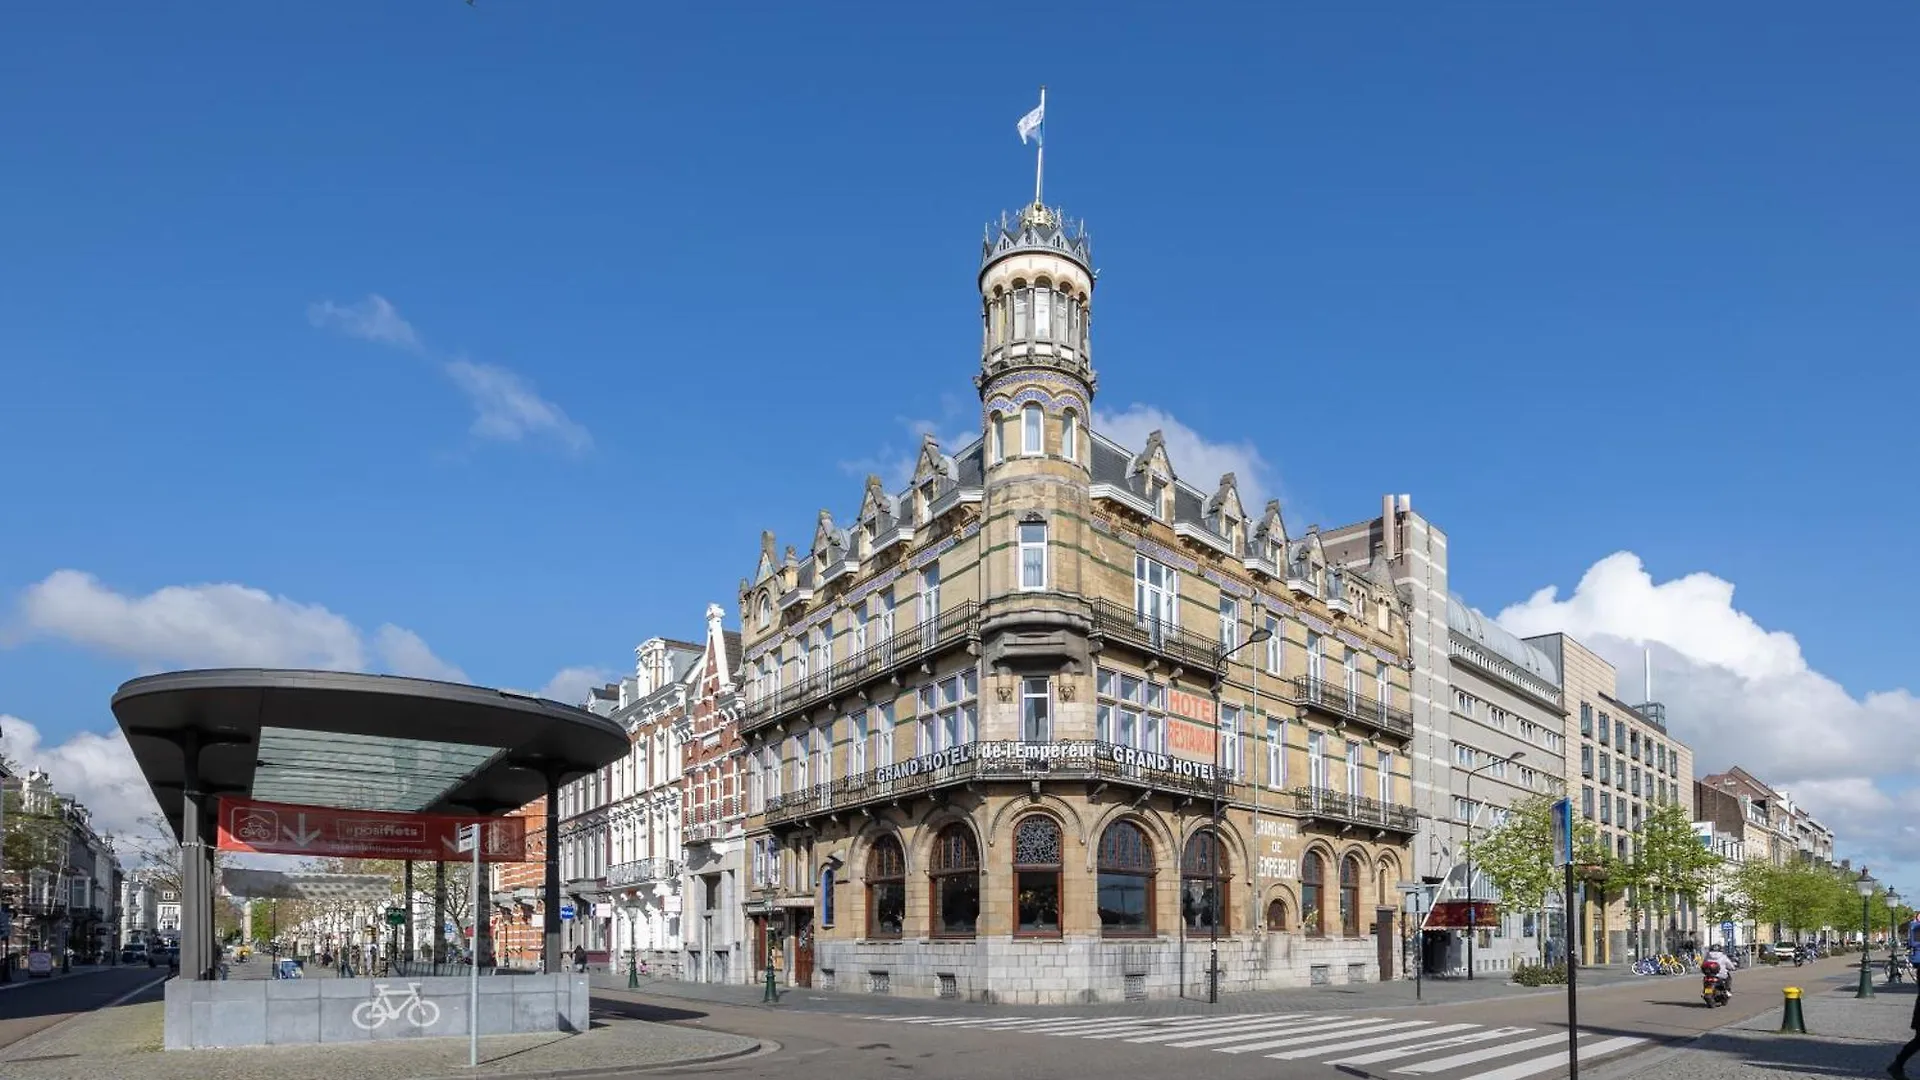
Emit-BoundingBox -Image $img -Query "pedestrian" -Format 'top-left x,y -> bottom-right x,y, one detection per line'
572,944 -> 587,973
1888,976 -> 1920,1080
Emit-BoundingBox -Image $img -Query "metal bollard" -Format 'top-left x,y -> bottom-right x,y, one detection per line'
1779,986 -> 1807,1034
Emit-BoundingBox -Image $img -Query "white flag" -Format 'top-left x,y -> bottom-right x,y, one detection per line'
1017,102 -> 1045,145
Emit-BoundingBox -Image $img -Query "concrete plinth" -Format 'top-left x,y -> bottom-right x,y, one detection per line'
161,973 -> 588,1049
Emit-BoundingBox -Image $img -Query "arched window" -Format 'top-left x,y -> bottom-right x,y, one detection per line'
930,825 -> 980,938
1340,854 -> 1362,937
1013,285 -> 1031,340
1061,410 -> 1079,462
1013,815 -> 1062,935
866,836 -> 905,938
1181,829 -> 1229,933
1265,898 -> 1289,931
992,412 -> 1010,464
1033,282 -> 1053,342
819,865 -> 835,928
757,594 -> 772,630
1097,820 -> 1155,937
1022,403 -> 1043,456
1301,852 -> 1325,937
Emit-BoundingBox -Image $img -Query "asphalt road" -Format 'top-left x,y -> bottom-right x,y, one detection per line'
594,955 -> 1865,1080
0,967 -> 169,1051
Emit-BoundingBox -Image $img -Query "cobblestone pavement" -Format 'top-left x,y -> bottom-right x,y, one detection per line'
0,981 -> 759,1080
588,963 -> 1646,1018
1589,980 -> 1918,1080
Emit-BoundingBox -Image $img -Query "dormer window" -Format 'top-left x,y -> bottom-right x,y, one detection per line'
1223,515 -> 1241,555
1148,476 -> 1168,520
918,481 -> 934,524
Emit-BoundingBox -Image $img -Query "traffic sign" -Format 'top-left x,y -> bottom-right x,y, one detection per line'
444,922 -> 456,937
558,904 -> 576,921
1550,797 -> 1573,868
385,907 -> 406,927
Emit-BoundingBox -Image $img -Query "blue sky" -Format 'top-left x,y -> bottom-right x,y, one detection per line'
2,3 -> 1915,884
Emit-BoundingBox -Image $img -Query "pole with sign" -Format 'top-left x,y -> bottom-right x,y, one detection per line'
1551,797 -> 1579,1080
459,823 -> 481,1069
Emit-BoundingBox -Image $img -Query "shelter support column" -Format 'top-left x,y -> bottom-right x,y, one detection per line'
178,729 -> 215,981
403,860 -> 415,960
543,771 -> 562,973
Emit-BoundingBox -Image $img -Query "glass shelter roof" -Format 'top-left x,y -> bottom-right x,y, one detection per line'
250,728 -> 505,812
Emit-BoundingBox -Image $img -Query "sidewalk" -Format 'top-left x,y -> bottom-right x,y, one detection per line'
590,962 -> 1648,1017
1591,981 -> 1918,1080
0,994 -> 759,1080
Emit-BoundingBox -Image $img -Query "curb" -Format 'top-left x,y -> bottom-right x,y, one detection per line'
415,1038 -> 769,1080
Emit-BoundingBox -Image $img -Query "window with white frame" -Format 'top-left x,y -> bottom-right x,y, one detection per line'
812,726 -> 830,785
1455,742 -> 1475,767
1377,750 -> 1393,804
1018,520 -> 1047,590
1266,718 -> 1286,789
790,734 -> 807,791
1021,677 -> 1051,741
1454,689 -> 1476,717
1219,704 -> 1243,777
852,606 -> 868,653
1265,616 -> 1283,674
1454,795 -> 1476,822
1345,740 -> 1361,794
1134,554 -> 1179,632
1308,730 -> 1327,789
1022,403 -> 1043,455
916,668 -> 979,754
1376,660 -> 1391,709
993,412 -> 1010,464
749,753 -> 764,812
1219,595 -> 1238,650
849,711 -> 868,777
877,699 -> 896,767
1062,411 -> 1078,461
1033,285 -> 1052,341
1095,667 -> 1169,752
1306,631 -> 1324,681
921,565 -> 941,625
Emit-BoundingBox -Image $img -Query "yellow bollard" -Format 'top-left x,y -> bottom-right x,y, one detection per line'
1779,986 -> 1807,1034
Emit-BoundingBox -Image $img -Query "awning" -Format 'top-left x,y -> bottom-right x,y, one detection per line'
1425,900 -> 1501,930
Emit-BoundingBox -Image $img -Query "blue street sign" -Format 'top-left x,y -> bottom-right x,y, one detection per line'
1550,798 -> 1573,868
559,904 -> 576,921
444,922 -> 456,937
1721,921 -> 1736,947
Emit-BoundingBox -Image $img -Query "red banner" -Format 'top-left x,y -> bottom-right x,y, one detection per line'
216,797 -> 527,862
1424,900 -> 1501,930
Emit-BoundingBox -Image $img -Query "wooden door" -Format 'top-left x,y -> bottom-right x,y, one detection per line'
1374,908 -> 1396,980
792,912 -> 814,988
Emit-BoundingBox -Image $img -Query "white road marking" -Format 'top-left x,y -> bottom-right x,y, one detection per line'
1393,1031 -> 1570,1073
1168,1016 -> 1397,1049
1072,1013 -> 1275,1038
1331,1026 -> 1536,1066
1266,1022 -> 1481,1060
1208,1019 -> 1432,1055
1456,1036 -> 1647,1080
1121,1014 -> 1314,1043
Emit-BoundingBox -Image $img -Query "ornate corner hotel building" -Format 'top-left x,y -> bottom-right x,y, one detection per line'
732,195 -> 1420,1003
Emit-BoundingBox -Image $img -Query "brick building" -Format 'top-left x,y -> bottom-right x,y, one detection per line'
678,604 -> 747,982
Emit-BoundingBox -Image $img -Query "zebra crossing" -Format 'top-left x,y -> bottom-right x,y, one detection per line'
857,1009 -> 1646,1078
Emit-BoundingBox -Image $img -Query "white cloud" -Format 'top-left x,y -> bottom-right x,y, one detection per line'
307,294 -> 420,351
308,294 -> 590,454
1095,404 -> 1277,509
443,359 -> 592,454
1496,552 -> 1920,878
537,665 -> 615,707
373,624 -> 469,683
1,713 -> 153,842
15,569 -> 366,669
10,570 -> 460,683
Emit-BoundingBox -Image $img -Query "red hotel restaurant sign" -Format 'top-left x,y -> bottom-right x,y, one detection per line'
217,797 -> 527,862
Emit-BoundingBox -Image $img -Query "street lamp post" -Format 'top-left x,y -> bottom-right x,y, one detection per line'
1463,751 -> 1525,981
1856,868 -> 1876,999
1209,624 -> 1272,1005
1886,888 -> 1901,985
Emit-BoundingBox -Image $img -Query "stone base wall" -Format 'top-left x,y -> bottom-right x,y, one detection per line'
814,933 -> 1383,1004
162,973 -> 589,1049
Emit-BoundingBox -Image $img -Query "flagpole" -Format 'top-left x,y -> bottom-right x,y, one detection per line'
1034,85 -> 1046,207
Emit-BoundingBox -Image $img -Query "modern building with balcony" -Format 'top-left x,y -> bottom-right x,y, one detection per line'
731,187 -> 1418,1003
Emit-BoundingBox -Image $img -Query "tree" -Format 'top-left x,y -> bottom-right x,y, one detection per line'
1619,802 -> 1724,951
1464,794 -> 1561,960
125,812 -> 232,892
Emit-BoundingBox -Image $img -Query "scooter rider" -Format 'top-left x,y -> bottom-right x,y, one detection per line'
1703,944 -> 1737,994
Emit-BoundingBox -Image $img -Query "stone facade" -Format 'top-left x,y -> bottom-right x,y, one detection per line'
679,604 -> 749,983
732,196 -> 1420,1002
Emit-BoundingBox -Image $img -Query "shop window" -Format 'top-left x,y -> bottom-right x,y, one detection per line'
1301,852 -> 1325,937
1096,819 -> 1155,937
930,825 -> 981,938
1013,815 -> 1062,935
1181,829 -> 1230,933
866,835 -> 905,938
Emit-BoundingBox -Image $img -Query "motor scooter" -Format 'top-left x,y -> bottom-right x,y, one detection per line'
1700,959 -> 1730,1007
1793,946 -> 1805,967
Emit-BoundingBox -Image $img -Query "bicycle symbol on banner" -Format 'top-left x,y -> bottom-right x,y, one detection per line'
350,982 -> 442,1030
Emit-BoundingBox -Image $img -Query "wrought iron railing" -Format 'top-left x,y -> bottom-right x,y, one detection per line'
606,858 -> 679,887
763,739 -> 1223,826
740,602 -> 980,735
1087,600 -> 1227,676
1292,675 -> 1415,740
1289,786 -> 1419,834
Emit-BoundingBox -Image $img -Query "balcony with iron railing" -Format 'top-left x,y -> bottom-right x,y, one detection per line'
762,739 -> 1224,827
740,602 -> 980,736
1289,786 -> 1419,836
606,858 -> 680,888
1087,599 -> 1226,678
1292,675 -> 1415,741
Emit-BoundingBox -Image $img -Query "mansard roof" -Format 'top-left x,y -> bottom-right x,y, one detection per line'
1447,593 -> 1561,684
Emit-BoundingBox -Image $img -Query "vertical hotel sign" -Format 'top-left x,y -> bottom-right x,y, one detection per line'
1166,688 -> 1217,761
